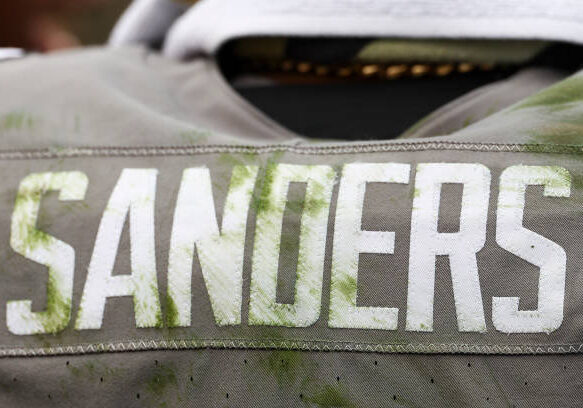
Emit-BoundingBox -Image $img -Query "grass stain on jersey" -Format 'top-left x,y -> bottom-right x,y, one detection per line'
304,177 -> 333,217
515,76 -> 583,112
230,164 -> 258,191
179,129 -> 210,145
134,282 -> 164,329
41,273 -> 72,334
153,283 -> 164,329
334,274 -> 358,304
254,162 -> 279,214
255,327 -> 286,340
215,153 -> 259,195
146,363 -> 178,397
462,115 -> 475,128
262,350 -> 306,387
217,152 -> 259,171
66,360 -> 125,382
304,384 -> 354,408
13,182 -> 52,252
523,140 -> 583,191
250,151 -> 286,213
165,294 -> 180,328
529,121 -> 583,145
0,111 -> 36,132
548,167 -> 574,191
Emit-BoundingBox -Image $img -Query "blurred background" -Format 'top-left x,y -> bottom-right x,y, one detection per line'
0,0 -> 131,52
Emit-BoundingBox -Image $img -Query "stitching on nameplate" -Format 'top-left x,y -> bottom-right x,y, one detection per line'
2,339 -> 583,358
0,142 -> 581,160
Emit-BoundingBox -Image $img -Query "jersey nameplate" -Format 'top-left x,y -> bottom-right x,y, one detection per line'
0,149 -> 581,355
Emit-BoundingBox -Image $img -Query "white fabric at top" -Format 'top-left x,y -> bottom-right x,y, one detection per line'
111,0 -> 583,60
109,0 -> 189,47
0,48 -> 24,61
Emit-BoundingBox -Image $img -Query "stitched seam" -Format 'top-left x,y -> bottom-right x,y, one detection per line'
3,336 -> 569,348
1,339 -> 583,357
0,142 -> 581,160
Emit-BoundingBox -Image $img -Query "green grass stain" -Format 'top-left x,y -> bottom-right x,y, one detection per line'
270,151 -> 286,162
520,124 -> 583,195
304,384 -> 355,408
67,364 -> 83,378
462,115 -> 475,128
255,327 -> 285,340
335,275 -> 358,304
67,360 -> 124,381
412,187 -> 422,200
217,152 -> 258,168
41,273 -> 71,334
239,151 -> 285,214
179,129 -> 211,144
0,111 -> 36,131
165,294 -> 180,328
548,166 -> 574,191
262,350 -> 305,387
148,280 -> 164,328
11,175 -> 74,334
146,363 -> 177,397
253,161 -> 278,214
19,225 -> 53,253
505,153 -> 583,192
270,305 -> 300,327
528,118 -> 583,146
514,76 -> 583,112
229,164 -> 256,191
154,305 -> 164,329
277,168 -> 333,257
13,186 -> 52,252
136,283 -> 164,329
216,153 -> 260,196
304,176 -> 333,217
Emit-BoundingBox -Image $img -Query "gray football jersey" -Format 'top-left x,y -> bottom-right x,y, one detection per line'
1,47 -> 583,408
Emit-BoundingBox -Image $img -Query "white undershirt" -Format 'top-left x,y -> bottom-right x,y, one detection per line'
110,0 -> 583,60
